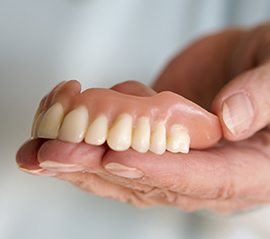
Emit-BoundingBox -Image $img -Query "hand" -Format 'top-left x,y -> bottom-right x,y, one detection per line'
17,23 -> 270,213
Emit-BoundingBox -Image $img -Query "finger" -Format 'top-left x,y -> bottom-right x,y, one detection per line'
16,139 -> 55,176
102,133 -> 270,201
103,149 -> 227,198
18,139 -> 207,209
153,29 -> 244,109
16,140 -> 139,205
212,62 -> 270,141
111,80 -> 157,96
36,139 -> 155,206
19,138 -> 146,205
37,140 -> 105,173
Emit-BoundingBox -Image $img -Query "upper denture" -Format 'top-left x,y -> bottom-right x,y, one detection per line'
33,87 -> 222,154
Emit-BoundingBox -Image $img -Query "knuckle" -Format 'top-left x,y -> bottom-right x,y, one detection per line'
144,188 -> 177,204
214,181 -> 236,200
111,80 -> 139,90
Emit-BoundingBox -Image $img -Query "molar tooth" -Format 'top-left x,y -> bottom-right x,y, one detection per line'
107,114 -> 132,151
167,124 -> 190,153
150,122 -> 166,155
85,115 -> 108,145
37,103 -> 64,139
131,117 -> 150,153
58,106 -> 89,143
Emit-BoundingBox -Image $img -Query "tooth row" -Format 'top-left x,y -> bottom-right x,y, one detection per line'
34,103 -> 190,154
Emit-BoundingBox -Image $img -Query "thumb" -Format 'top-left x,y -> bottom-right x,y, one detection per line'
212,63 -> 270,141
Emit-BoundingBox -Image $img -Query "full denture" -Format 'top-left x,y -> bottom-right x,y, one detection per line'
31,83 -> 222,155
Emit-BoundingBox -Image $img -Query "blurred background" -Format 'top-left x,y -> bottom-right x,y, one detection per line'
1,0 -> 270,238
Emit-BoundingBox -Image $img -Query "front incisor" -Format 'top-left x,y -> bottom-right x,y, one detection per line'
131,117 -> 150,153
85,115 -> 108,145
37,103 -> 64,139
167,124 -> 190,153
150,122 -> 166,155
58,106 -> 89,143
107,114 -> 133,151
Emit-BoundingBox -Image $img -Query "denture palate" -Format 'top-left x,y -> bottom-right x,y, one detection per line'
32,88 -> 222,155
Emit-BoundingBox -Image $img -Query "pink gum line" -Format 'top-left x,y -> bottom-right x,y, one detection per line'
52,88 -> 222,149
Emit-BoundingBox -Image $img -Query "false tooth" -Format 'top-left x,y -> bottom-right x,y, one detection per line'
31,105 -> 42,137
107,114 -> 132,151
167,124 -> 190,153
85,115 -> 108,145
58,106 -> 89,143
37,103 -> 64,139
131,117 -> 150,153
150,122 -> 166,155
31,111 -> 44,138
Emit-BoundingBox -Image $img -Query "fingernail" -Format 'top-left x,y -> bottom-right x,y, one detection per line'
105,163 -> 144,179
222,93 -> 254,135
39,160 -> 85,172
18,166 -> 56,176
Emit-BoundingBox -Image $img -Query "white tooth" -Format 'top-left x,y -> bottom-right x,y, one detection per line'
31,111 -> 44,138
150,122 -> 166,155
85,115 -> 108,145
167,124 -> 190,153
107,114 -> 132,151
31,105 -> 42,137
37,103 -> 64,139
58,106 -> 89,143
131,117 -> 150,153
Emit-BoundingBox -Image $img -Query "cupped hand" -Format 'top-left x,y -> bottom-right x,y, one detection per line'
17,23 -> 270,213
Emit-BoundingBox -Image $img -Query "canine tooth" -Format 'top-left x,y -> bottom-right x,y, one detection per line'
85,115 -> 108,145
150,122 -> 166,155
37,103 -> 64,139
131,117 -> 150,153
58,106 -> 89,143
107,114 -> 132,151
167,124 -> 190,153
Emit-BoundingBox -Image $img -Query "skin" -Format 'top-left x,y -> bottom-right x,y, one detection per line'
16,23 -> 270,213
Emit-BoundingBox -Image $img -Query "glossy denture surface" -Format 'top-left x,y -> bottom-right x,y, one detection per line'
33,87 -> 222,154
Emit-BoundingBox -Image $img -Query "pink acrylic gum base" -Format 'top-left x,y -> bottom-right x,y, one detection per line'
51,87 -> 222,149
